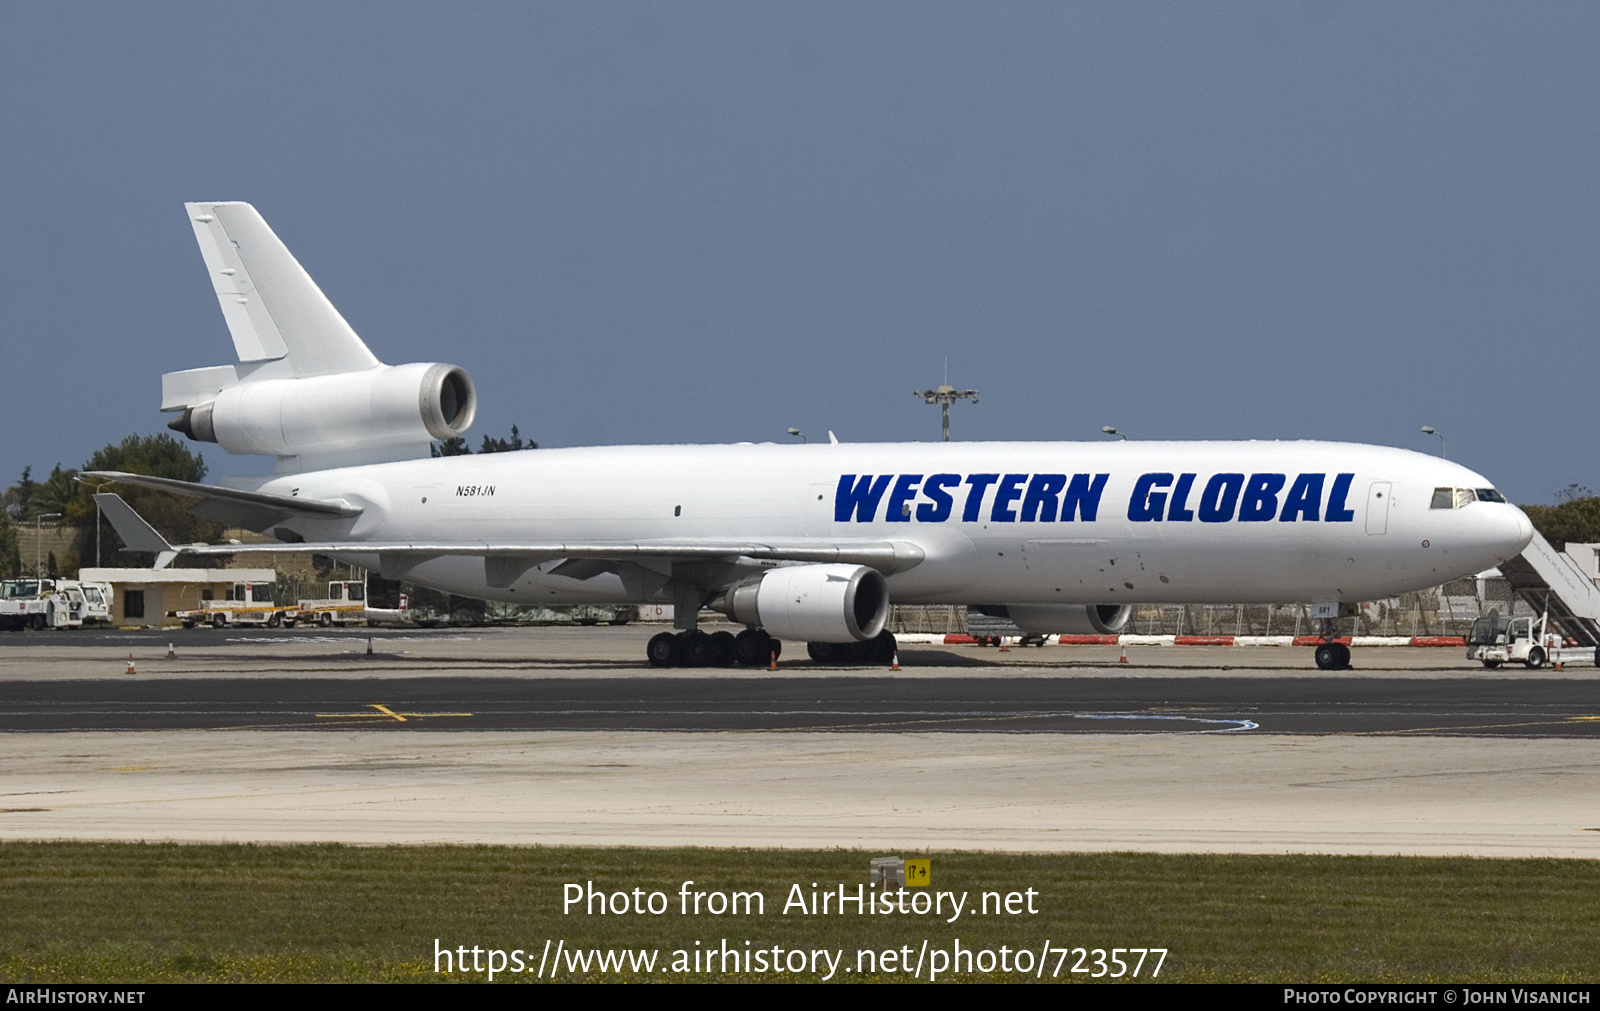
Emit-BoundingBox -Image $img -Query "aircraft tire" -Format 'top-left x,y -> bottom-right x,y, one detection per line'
1525,647 -> 1546,670
1313,644 -> 1341,671
680,631 -> 713,667
733,629 -> 770,666
869,630 -> 897,663
807,641 -> 842,663
710,630 -> 737,667
646,631 -> 680,667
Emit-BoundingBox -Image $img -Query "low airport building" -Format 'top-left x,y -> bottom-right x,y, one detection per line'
78,567 -> 277,628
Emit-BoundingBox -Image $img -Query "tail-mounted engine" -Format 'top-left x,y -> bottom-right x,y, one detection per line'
710,563 -> 890,642
168,362 -> 476,459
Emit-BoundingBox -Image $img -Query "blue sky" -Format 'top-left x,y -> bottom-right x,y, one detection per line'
3,3 -> 1596,502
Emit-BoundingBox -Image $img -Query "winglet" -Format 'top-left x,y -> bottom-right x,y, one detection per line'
94,494 -> 179,569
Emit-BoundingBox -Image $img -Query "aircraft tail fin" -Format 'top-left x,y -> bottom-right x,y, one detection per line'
182,201 -> 381,377
94,493 -> 178,570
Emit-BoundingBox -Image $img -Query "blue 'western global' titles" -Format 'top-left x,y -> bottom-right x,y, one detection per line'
834,473 -> 1357,524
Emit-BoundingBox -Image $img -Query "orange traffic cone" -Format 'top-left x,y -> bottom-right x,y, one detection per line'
769,649 -> 777,671
126,652 -> 136,675
1119,639 -> 1128,664
891,651 -> 900,671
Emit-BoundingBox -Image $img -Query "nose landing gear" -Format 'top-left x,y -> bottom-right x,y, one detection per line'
1312,617 -> 1351,671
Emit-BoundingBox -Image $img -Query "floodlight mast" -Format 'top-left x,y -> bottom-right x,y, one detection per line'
913,384 -> 978,442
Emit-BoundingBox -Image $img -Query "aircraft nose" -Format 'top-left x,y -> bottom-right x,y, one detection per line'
1493,506 -> 1535,561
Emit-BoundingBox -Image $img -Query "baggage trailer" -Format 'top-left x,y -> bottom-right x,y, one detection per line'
293,580 -> 371,627
171,580 -> 285,628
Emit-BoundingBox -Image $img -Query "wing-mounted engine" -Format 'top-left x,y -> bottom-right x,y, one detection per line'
167,362 -> 476,460
709,563 -> 890,642
162,201 -> 478,470
977,603 -> 1132,635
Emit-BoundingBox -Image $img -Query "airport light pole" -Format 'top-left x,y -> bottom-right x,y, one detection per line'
786,427 -> 807,444
1421,426 -> 1446,459
34,512 -> 60,578
914,385 -> 978,442
1101,426 -> 1128,440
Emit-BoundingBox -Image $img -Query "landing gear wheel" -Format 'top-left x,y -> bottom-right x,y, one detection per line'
646,631 -> 680,668
734,629 -> 772,666
807,641 -> 844,663
679,631 -> 713,667
1525,647 -> 1546,670
1482,659 -> 1502,670
868,630 -> 897,663
211,613 -> 227,629
710,630 -> 737,667
1313,643 -> 1349,671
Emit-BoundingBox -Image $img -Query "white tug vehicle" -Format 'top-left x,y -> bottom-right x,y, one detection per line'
1465,612 -> 1594,670
0,579 -> 113,630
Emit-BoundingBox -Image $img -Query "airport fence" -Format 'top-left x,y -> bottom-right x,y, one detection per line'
888,577 -> 1536,638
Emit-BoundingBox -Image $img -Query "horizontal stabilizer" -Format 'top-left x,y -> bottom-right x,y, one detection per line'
94,494 -> 178,569
83,471 -> 362,532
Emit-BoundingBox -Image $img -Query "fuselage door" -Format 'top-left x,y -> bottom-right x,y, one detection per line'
1366,481 -> 1392,535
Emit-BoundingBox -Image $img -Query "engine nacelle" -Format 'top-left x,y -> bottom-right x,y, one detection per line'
981,603 -> 1132,635
711,564 -> 890,642
169,362 -> 476,458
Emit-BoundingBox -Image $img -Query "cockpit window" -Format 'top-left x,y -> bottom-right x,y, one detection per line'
1432,487 -> 1503,509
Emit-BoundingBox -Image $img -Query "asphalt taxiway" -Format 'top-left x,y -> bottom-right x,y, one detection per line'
1,625 -> 1597,855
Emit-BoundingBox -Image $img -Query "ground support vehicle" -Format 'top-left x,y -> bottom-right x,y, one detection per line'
0,579 -> 95,630
171,581 -> 284,628
1466,613 -> 1598,669
291,580 -> 377,627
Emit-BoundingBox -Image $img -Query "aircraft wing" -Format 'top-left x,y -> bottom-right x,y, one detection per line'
84,471 -> 362,530
92,493 -> 924,582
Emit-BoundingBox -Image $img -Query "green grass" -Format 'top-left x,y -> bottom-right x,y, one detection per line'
1,843 -> 1597,982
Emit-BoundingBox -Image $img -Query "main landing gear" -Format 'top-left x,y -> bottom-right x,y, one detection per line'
647,628 -> 782,668
806,631 -> 898,665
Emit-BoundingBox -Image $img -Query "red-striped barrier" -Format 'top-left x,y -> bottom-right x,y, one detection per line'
1175,635 -> 1235,646
1293,636 -> 1351,646
944,634 -> 978,644
1058,634 -> 1119,645
1408,636 -> 1465,647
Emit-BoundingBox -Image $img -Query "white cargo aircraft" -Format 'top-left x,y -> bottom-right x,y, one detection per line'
91,202 -> 1535,671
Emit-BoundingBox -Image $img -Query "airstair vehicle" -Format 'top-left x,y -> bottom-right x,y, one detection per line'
1484,529 -> 1600,667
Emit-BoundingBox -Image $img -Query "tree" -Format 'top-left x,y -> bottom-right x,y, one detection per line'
1522,497 -> 1600,551
480,424 -> 535,454
4,466 -> 36,521
66,434 -> 221,570
432,425 -> 536,456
